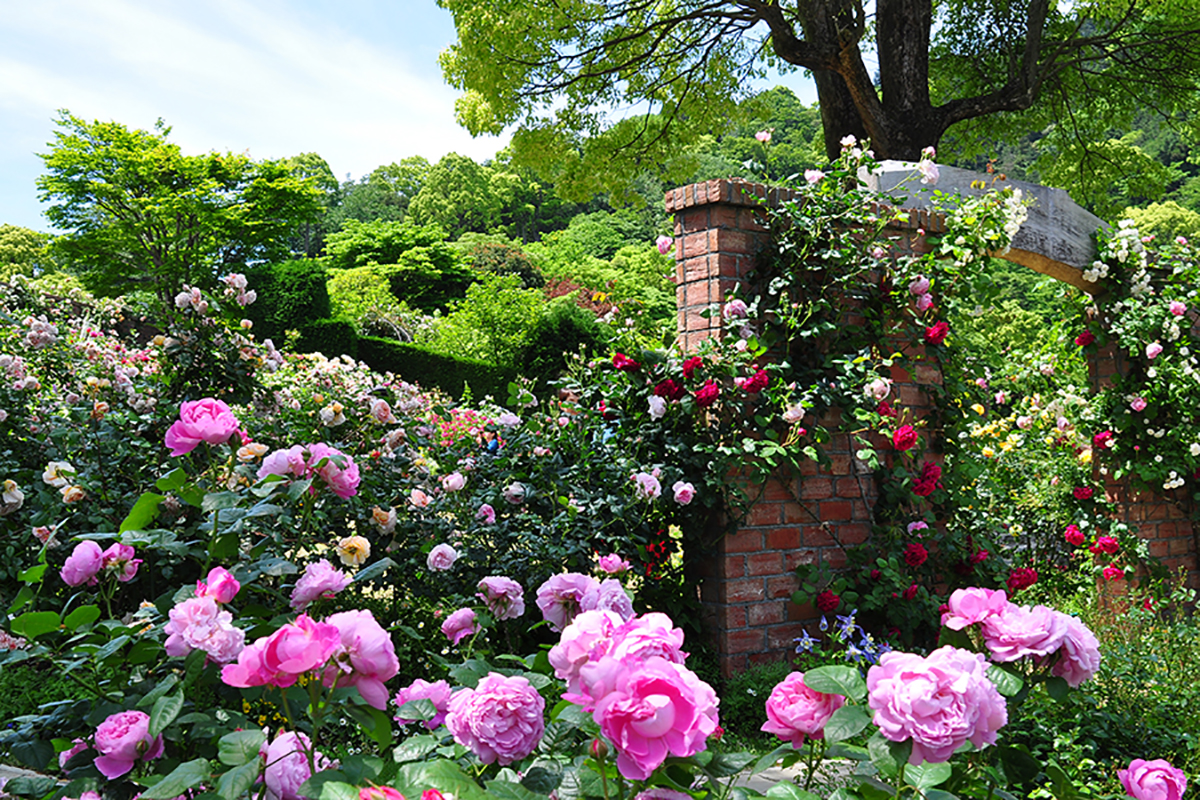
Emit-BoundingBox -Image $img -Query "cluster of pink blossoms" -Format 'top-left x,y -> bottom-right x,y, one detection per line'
535,572 -> 634,631
60,541 -> 141,586
259,443 -> 361,499
163,567 -> 245,663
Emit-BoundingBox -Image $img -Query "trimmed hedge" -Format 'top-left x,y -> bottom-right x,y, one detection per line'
296,317 -> 358,359
244,259 -> 331,342
358,336 -> 517,400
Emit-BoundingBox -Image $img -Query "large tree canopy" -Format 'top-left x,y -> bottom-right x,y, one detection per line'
438,0 -> 1200,197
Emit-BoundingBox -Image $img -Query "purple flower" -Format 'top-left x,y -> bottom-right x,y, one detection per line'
441,608 -> 479,645
394,679 -> 453,730
581,578 -> 635,621
536,573 -> 600,631
290,559 -> 352,611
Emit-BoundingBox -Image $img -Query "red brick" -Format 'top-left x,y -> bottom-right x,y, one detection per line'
820,500 -> 853,521
749,603 -> 785,626
712,228 -> 756,255
767,527 -> 801,550
726,529 -> 764,553
748,502 -> 782,526
764,479 -> 795,501
748,551 -> 784,576
723,605 -> 747,629
721,556 -> 746,580
836,478 -> 861,498
684,256 -> 713,282
727,628 -> 766,654
684,282 -> 711,308
710,203 -> 739,229
767,623 -> 809,650
823,549 -> 848,569
683,233 -> 711,259
801,477 -> 833,499
1169,537 -> 1191,555
721,654 -> 750,677
802,526 -> 837,547
838,523 -> 871,545
784,502 -> 814,524
1149,541 -> 1169,557
767,574 -> 799,599
827,453 -> 852,474
726,579 -> 765,603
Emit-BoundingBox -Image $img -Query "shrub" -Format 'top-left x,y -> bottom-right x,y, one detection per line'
466,240 -> 544,289
327,266 -> 403,326
295,317 -> 358,359
244,259 -> 331,341
357,336 -> 517,400
379,247 -> 475,311
717,660 -> 794,750
517,301 -> 609,389
429,273 -> 545,367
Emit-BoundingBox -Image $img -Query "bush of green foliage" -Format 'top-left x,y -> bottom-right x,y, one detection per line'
357,335 -> 517,400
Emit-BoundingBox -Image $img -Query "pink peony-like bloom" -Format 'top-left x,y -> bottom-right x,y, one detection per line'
582,578 -> 635,621
360,788 -> 403,800
427,543 -> 459,572
761,672 -> 845,749
1118,759 -> 1188,800
503,482 -> 526,504
221,614 -> 341,689
1146,342 -> 1164,360
258,445 -> 309,480
164,398 -> 240,456
632,472 -> 661,501
441,472 -> 466,492
981,603 -> 1066,662
655,235 -> 674,255
101,543 -> 141,582
537,573 -> 601,631
290,559 -> 352,611
592,656 -> 719,780
58,737 -> 88,770
164,595 -> 245,663
446,672 -> 545,765
477,576 -> 526,620
1050,611 -> 1101,687
441,608 -> 479,645
307,443 -> 360,499
722,299 -> 748,320
550,610 -> 625,694
909,275 -> 931,296
941,587 -> 1009,630
476,503 -> 496,523
394,678 -> 453,730
597,553 -> 631,575
261,730 -> 335,800
196,566 -> 240,603
804,169 -> 825,184
93,710 -> 164,779
61,540 -> 103,586
916,292 -> 935,312
1131,397 -> 1148,412
1169,301 -> 1187,317
867,646 -> 1007,764
322,609 -> 400,709
671,481 -> 696,506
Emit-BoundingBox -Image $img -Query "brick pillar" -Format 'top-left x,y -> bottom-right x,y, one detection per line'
667,180 -> 947,674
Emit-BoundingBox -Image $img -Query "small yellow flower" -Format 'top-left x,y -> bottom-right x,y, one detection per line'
982,447 -> 996,458
1078,449 -> 1092,465
336,535 -> 371,567
970,403 -> 986,416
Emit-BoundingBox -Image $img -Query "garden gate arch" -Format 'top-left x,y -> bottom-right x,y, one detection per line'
666,165 -> 1200,674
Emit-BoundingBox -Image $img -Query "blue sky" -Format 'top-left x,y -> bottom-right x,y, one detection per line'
0,0 -> 815,232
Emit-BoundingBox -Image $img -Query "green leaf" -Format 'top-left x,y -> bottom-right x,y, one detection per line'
8,585 -> 34,614
986,665 -> 1024,697
9,740 -> 54,771
752,744 -> 793,774
704,751 -> 757,777
63,605 -> 101,631
139,759 -> 211,800
1044,676 -> 1070,701
484,781 -> 543,800
286,479 -> 314,502
905,761 -> 952,790
393,734 -> 439,764
17,564 -> 48,583
1,777 -> 59,797
997,746 -> 1040,787
395,698 -> 436,722
10,611 -> 60,639
346,704 -> 393,749
149,692 -> 184,737
396,761 -> 492,800
216,758 -> 262,800
202,491 -> 242,512
867,732 -> 909,779
765,784 -> 824,800
521,766 -> 560,794
802,665 -> 866,702
219,729 -> 268,766
353,557 -> 397,584
924,791 -> 960,800
823,703 -> 872,744
120,492 -> 165,532
936,626 -> 972,649
317,781 -> 360,800
156,468 -> 188,492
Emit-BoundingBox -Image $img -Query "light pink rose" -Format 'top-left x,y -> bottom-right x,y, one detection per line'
632,472 -> 661,500
477,503 -> 496,523
369,398 -> 398,424
722,299 -> 748,320
441,608 -> 479,645
394,678 -> 453,729
164,398 -> 240,456
258,445 -> 308,479
549,610 -> 625,694
1131,397 -> 1148,412
761,672 -> 846,748
196,566 -> 240,603
1119,759 -> 1188,800
93,710 -> 164,779
592,656 -> 719,780
582,578 -> 635,621
865,377 -> 892,401
290,559 -> 352,611
908,275 -> 930,296
609,612 -> 688,665
307,443 -> 360,499
672,481 -> 695,505
61,540 -> 103,586
655,235 -> 673,255
916,293 -> 935,312
323,609 -> 400,709
427,543 -> 459,572
260,730 -> 335,800
503,482 -> 526,504
1050,612 -> 1101,688
410,488 -> 433,509
537,573 -> 600,631
477,576 -> 526,620
917,159 -> 939,185
1169,301 -> 1187,316
441,472 -> 466,492
1146,342 -> 1164,360
163,595 -> 245,663
940,587 -> 1009,630
804,169 -> 825,184
981,603 -> 1067,662
58,737 -> 88,770
597,553 -> 631,575
446,672 -> 545,766
867,646 -> 1007,764
101,543 -> 141,582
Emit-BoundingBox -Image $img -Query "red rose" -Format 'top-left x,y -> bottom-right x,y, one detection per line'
1006,567 -> 1038,593
869,569 -> 881,580
1073,486 -> 1094,500
971,549 -> 989,564
742,369 -> 769,394
694,380 -> 720,408
653,379 -> 686,401
1075,330 -> 1095,347
877,401 -> 898,418
924,320 -> 949,345
912,461 -> 942,497
893,424 -> 919,452
815,589 -> 840,613
612,352 -> 640,371
903,542 -> 928,567
681,356 -> 703,379
1102,564 -> 1123,581
1089,535 -> 1119,555
901,583 -> 919,600
1064,524 -> 1085,546
1093,431 -> 1113,450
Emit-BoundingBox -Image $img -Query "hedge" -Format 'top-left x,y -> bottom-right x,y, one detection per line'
296,317 -> 358,359
358,336 -> 518,401
244,259 -> 331,342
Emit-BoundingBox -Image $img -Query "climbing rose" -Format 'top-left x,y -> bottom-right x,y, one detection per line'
893,425 -> 919,451
815,590 -> 840,613
903,542 -> 928,567
924,321 -> 950,345
722,299 -> 748,320
613,352 -> 641,371
1169,301 -> 1187,316
290,559 -> 352,611
1131,397 -> 1148,412
741,369 -> 769,394
694,380 -> 720,407
804,169 -> 825,184
1093,431 -> 1114,450
632,472 -> 662,500
672,481 -> 695,505
1146,341 -> 1163,360
476,576 -> 526,620
93,710 -> 164,779
394,678 -> 453,730
1103,564 -> 1124,581
164,398 -> 240,456
441,608 -> 479,645
1074,486 -> 1094,500
1119,760 -> 1187,800
681,356 -> 702,379
654,379 -> 686,401
446,672 -> 545,765
360,789 -> 403,800
655,235 -> 673,255
1005,567 -> 1038,593
867,646 -> 1007,764
1064,525 -> 1086,546
1090,536 -> 1119,555
1075,330 -> 1095,346
537,573 -> 600,631
913,462 -> 942,497
760,672 -> 845,749
908,275 -> 930,295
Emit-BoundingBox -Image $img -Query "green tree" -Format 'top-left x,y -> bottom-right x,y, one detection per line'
407,153 -> 505,237
283,151 -> 339,256
438,0 -> 1200,196
37,112 -> 322,304
0,224 -> 49,280
1124,201 -> 1200,242
430,272 -> 546,366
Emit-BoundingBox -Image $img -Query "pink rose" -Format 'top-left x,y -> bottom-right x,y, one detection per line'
1050,612 -> 1100,688
441,472 -> 466,492
597,553 -> 631,575
361,788 -> 404,800
1169,301 -> 1187,316
632,472 -> 661,500
582,578 -> 635,621
307,443 -> 360,499
1103,563 -> 1124,581
1131,397 -> 1148,412
476,503 -> 496,523
290,559 -> 352,611
410,488 -> 432,509
196,566 -> 240,603
427,543 -> 459,572
908,275 -> 930,295
537,573 -> 600,631
592,656 -> 719,780
608,612 -> 687,666
476,576 -> 526,620
441,608 -> 479,645
804,169 -> 825,184
917,159 -> 939,185
722,299 -> 748,320
93,710 -> 164,779
261,730 -> 335,800
164,398 -> 240,456
940,587 -> 1009,630
164,595 -> 245,663
58,737 -> 88,770
101,543 -> 141,582
893,425 -> 919,452
549,610 -> 625,694
222,614 -> 341,689
394,678 -> 453,730
1065,524 -> 1086,546
323,609 -> 400,709
258,445 -> 309,479
655,235 -> 673,255
446,672 -> 545,765
61,540 -> 103,586
915,292 -> 935,312
1119,759 -> 1188,800
1146,341 -> 1164,360
1090,535 -> 1120,555
503,482 -> 526,504
981,603 -> 1066,662
761,672 -> 845,748
867,646 -> 1007,764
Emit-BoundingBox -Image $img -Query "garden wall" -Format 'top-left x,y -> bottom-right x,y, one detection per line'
666,178 -> 1200,674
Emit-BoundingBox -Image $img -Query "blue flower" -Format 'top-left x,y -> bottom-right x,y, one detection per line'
835,609 -> 858,637
794,630 -> 817,653
819,615 -> 829,632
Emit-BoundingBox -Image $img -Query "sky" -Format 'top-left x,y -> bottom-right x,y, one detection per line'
0,0 -> 816,233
